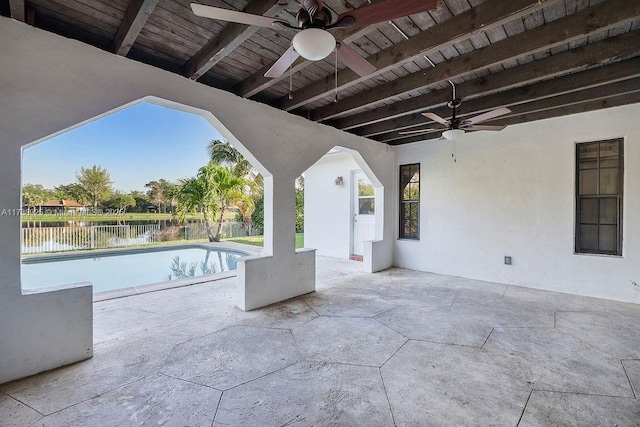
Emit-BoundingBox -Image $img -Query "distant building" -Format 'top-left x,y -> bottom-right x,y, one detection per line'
27,200 -> 90,214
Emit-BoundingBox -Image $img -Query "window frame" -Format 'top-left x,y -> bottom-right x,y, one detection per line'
356,177 -> 375,216
575,138 -> 624,256
399,163 -> 420,240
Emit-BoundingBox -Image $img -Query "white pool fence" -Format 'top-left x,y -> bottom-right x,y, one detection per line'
21,222 -> 259,254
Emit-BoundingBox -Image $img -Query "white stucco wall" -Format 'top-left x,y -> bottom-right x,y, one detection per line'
305,150 -> 391,272
305,152 -> 360,259
0,18 -> 394,383
395,104 -> 640,303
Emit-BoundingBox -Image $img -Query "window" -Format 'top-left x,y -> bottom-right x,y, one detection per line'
399,163 -> 420,240
576,139 -> 623,255
358,178 -> 375,215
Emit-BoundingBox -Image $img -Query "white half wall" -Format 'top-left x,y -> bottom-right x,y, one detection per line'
0,147 -> 93,384
395,103 -> 640,303
0,18 -> 394,383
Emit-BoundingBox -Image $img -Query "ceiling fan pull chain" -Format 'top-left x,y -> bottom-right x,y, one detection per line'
452,139 -> 457,163
334,48 -> 339,103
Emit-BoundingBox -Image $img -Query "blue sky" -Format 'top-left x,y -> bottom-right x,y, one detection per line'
22,102 -> 223,192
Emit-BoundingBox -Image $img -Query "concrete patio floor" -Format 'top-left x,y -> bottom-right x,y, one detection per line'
2,256 -> 639,426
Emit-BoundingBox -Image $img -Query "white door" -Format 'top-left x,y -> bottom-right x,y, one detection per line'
353,172 -> 376,256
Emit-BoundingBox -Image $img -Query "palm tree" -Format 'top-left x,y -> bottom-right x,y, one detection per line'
234,199 -> 254,234
174,163 -> 254,242
208,139 -> 263,191
208,140 -> 251,175
207,164 -> 255,241
174,172 -> 220,242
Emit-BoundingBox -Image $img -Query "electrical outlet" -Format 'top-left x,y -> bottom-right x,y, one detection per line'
504,256 -> 512,265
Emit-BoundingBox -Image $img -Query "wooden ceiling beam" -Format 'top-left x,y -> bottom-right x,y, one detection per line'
182,0 -> 286,80
377,76 -> 640,143
362,54 -> 640,140
233,22 -> 385,99
309,0 -> 640,123
330,30 -> 640,131
111,0 -> 159,56
9,0 -> 25,22
276,0 -> 563,111
488,91 -> 640,128
389,88 -> 640,146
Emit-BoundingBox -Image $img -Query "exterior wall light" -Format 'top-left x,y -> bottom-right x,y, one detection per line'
335,176 -> 344,185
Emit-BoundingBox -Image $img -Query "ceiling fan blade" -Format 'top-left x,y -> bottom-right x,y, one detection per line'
399,127 -> 442,135
464,107 -> 512,125
336,0 -> 440,29
264,46 -> 300,78
336,41 -> 376,77
326,15 -> 356,30
191,4 -> 288,28
422,112 -> 449,126
465,125 -> 507,131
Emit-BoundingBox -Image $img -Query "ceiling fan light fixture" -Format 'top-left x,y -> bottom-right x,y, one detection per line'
292,28 -> 336,61
442,129 -> 465,140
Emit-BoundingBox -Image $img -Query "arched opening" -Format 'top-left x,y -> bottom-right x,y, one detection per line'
20,97 -> 268,297
303,146 -> 384,262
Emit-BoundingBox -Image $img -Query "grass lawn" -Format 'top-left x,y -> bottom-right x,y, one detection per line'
222,233 -> 304,249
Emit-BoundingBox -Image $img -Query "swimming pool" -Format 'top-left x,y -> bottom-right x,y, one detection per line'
21,245 -> 249,294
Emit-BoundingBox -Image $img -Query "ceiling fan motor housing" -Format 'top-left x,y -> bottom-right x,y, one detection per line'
450,118 -> 462,128
298,2 -> 332,28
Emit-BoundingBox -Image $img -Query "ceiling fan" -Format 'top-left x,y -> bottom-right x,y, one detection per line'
400,88 -> 512,140
191,0 -> 441,78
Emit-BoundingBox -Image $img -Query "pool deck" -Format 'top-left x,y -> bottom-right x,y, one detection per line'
1,256 -> 639,426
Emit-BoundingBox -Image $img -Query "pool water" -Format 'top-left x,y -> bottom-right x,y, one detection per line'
21,246 -> 247,293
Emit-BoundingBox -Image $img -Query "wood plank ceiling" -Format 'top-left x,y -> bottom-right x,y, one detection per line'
4,0 -> 640,145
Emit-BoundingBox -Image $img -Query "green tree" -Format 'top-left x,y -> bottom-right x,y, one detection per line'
249,195 -> 264,234
117,194 -> 136,212
208,139 -> 263,192
295,175 -> 304,233
207,165 -> 255,241
22,184 -> 49,208
208,140 -> 251,175
174,172 -> 220,242
76,165 -> 113,210
209,140 -> 263,237
175,163 -> 254,242
128,190 -> 152,213
295,187 -> 304,233
145,179 -> 177,213
104,192 -> 136,213
54,183 -> 91,205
